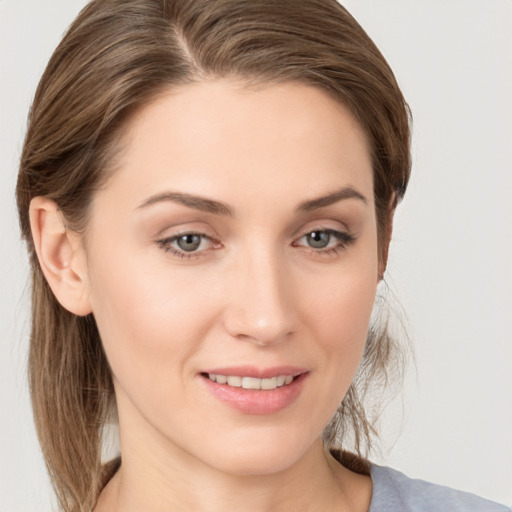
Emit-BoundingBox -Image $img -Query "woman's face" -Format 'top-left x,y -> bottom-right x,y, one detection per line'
82,80 -> 379,475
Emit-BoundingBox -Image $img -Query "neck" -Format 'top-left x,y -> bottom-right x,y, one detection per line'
96,434 -> 371,512
94,389 -> 372,512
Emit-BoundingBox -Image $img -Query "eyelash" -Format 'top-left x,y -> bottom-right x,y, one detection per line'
156,232 -> 218,260
156,228 -> 356,260
292,229 -> 356,257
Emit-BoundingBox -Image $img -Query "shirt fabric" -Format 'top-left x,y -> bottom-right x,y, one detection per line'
369,464 -> 511,512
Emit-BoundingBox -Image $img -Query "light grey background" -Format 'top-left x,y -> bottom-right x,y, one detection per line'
1,1 -> 511,510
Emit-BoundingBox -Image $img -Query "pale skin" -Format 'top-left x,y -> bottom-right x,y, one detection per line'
30,80 -> 390,511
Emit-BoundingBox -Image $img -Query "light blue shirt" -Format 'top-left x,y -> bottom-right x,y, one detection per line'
369,465 -> 510,512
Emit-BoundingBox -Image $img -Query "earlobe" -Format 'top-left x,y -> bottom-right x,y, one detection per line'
29,197 -> 92,316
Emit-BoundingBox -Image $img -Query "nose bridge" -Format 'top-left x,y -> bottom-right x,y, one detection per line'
223,242 -> 296,345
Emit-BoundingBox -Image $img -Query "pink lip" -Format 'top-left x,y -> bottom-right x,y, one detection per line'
199,366 -> 309,415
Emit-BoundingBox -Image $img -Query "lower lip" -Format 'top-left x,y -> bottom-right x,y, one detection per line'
200,373 -> 308,415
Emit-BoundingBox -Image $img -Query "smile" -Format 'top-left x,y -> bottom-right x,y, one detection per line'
201,369 -> 308,414
207,373 -> 294,390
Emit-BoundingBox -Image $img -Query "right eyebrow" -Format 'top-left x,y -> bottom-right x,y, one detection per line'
297,186 -> 368,212
135,191 -> 234,217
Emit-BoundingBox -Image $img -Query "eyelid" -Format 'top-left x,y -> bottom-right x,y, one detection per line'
155,223 -> 356,260
292,227 -> 357,255
156,229 -> 222,259
290,214 -> 352,235
151,218 -> 218,239
293,218 -> 353,239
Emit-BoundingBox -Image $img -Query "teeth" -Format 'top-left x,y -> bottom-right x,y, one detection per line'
242,376 -> 261,389
207,373 -> 296,390
227,375 -> 242,387
261,377 -> 277,390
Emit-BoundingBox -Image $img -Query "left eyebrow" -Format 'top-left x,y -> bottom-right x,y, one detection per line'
297,186 -> 368,212
135,191 -> 234,216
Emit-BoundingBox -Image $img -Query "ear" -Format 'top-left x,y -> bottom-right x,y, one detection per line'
29,197 -> 92,316
378,194 -> 397,281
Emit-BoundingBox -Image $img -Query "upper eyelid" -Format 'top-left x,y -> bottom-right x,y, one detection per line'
157,227 -> 352,253
164,230 -> 210,239
157,226 -> 349,240
156,233 -> 218,258
158,232 -> 217,247
294,228 -> 354,245
290,216 -> 352,237
156,225 -> 217,241
150,212 -> 353,238
294,225 -> 353,240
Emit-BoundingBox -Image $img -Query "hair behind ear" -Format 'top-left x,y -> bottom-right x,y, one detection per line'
28,198 -> 113,511
29,266 -> 114,512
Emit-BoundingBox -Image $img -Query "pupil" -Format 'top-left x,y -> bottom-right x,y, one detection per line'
307,231 -> 330,249
177,234 -> 201,251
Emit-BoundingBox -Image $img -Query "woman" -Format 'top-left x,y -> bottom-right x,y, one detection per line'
14,0 -> 510,511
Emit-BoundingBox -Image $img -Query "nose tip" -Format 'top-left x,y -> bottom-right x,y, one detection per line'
226,313 -> 294,346
222,257 -> 296,346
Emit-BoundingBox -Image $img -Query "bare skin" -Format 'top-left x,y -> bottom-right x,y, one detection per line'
96,444 -> 372,512
32,79 -> 379,511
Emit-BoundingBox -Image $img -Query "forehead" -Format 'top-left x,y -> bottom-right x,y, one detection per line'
97,79 -> 374,211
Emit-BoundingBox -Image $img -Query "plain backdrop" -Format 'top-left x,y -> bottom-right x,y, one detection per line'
1,1 -> 511,510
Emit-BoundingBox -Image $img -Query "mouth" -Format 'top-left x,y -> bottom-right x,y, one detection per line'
203,373 -> 296,390
199,367 -> 308,414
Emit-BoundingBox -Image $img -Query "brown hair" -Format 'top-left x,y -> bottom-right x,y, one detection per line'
16,1 -> 411,510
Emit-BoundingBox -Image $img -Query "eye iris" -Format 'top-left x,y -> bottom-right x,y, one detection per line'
307,231 -> 330,249
177,234 -> 201,252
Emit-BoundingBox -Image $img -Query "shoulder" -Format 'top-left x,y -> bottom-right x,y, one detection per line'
369,464 -> 510,512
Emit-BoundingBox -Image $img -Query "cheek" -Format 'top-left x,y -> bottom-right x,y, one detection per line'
286,259 -> 378,435
85,249 -> 218,390
303,253 -> 378,339
299,255 -> 378,386
312,280 -> 376,372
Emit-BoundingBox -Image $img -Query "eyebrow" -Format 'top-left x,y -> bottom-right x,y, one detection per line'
136,191 -> 234,216
136,186 -> 367,216
297,186 -> 367,211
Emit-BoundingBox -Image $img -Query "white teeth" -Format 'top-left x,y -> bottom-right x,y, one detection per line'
207,373 -> 296,389
261,377 -> 277,390
227,375 -> 242,387
216,374 -> 227,384
242,377 -> 261,390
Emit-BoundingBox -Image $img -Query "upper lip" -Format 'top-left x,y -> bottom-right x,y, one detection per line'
200,366 -> 308,379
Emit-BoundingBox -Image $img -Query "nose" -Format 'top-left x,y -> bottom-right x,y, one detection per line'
222,247 -> 297,346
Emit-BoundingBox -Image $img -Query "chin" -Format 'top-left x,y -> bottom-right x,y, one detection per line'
209,450 -> 303,477
194,426 -> 321,477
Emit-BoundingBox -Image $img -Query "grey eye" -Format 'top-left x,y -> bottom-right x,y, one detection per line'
176,234 -> 202,252
306,231 -> 331,249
